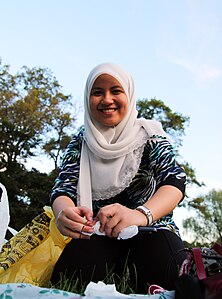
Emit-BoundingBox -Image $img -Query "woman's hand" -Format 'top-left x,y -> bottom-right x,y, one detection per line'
96,203 -> 147,238
56,206 -> 95,239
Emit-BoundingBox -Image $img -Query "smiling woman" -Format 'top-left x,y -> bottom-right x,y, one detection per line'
49,63 -> 187,293
89,74 -> 128,127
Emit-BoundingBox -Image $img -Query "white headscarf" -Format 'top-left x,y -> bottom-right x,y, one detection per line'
77,63 -> 169,209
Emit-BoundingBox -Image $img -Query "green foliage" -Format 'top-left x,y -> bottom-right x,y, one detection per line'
51,272 -> 88,295
43,129 -> 72,170
137,98 -> 190,147
137,98 -> 203,188
183,189 -> 222,245
0,59 -> 76,171
180,162 -> 203,187
0,58 -> 75,229
0,162 -> 57,230
50,264 -> 136,295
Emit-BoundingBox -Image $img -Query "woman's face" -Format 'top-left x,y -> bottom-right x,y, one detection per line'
89,74 -> 128,127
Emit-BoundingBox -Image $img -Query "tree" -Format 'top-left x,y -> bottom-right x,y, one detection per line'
42,113 -> 72,170
183,189 -> 222,245
137,98 -> 203,188
0,59 -> 76,172
0,58 -> 77,229
137,98 -> 189,147
0,163 -> 58,230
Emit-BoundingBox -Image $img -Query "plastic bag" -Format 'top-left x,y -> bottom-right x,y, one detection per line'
0,182 -> 10,250
0,206 -> 71,286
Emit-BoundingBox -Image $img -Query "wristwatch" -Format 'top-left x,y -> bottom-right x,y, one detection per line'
136,205 -> 153,226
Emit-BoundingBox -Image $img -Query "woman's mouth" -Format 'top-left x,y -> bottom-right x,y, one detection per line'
99,108 -> 118,113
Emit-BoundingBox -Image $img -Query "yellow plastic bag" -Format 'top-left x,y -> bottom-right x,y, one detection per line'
0,206 -> 71,286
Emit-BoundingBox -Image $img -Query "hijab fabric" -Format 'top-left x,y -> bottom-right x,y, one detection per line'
77,63 -> 169,209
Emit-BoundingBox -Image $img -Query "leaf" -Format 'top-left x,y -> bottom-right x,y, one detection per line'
52,289 -> 61,294
5,290 -> 13,293
39,289 -> 50,294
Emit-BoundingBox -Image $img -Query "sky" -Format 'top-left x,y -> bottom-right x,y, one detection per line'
1,0 -> 222,238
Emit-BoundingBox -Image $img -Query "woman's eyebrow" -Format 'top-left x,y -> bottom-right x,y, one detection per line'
91,87 -> 103,91
91,85 -> 123,91
111,85 -> 123,89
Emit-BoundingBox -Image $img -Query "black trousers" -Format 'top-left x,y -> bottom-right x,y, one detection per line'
51,230 -> 186,293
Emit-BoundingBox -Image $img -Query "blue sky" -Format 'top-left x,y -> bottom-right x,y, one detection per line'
1,0 -> 222,231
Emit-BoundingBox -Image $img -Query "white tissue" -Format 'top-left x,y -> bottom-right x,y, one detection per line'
93,221 -> 138,240
84,281 -> 129,297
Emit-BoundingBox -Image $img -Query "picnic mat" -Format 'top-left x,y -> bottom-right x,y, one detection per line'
0,282 -> 175,299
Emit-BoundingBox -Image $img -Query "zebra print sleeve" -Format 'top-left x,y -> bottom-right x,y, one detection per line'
49,130 -> 83,205
147,137 -> 186,196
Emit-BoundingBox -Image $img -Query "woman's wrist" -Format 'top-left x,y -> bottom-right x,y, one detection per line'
55,209 -> 63,226
136,205 -> 153,226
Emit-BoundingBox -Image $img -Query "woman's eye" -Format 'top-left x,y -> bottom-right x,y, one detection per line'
91,90 -> 102,96
112,89 -> 122,95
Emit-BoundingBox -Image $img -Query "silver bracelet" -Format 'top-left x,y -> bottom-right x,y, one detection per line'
56,210 -> 63,226
136,205 -> 153,226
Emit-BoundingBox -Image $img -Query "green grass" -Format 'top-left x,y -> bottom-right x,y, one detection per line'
49,262 -> 138,295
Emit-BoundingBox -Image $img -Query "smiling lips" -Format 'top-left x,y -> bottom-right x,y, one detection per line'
98,108 -> 118,114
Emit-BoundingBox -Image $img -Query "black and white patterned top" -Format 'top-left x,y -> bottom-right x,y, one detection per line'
50,127 -> 186,236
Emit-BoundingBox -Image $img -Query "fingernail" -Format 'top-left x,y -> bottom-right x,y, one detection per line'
86,220 -> 94,226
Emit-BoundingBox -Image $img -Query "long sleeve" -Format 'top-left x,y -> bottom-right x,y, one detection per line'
146,137 -> 186,198
49,129 -> 83,206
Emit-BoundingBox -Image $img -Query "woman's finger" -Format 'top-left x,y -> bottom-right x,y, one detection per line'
56,209 -> 94,236
64,207 -> 94,225
96,203 -> 138,238
96,204 -> 118,231
57,221 -> 92,239
104,217 -> 121,238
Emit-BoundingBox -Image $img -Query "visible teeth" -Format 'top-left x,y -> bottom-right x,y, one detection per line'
102,108 -> 116,112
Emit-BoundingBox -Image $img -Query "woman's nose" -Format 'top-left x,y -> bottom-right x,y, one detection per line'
102,92 -> 114,104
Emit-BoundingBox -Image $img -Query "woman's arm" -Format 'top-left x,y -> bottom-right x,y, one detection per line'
96,138 -> 186,238
142,184 -> 183,222
150,138 -> 186,198
96,185 -> 182,238
52,195 -> 76,219
50,129 -> 95,239
50,130 -> 83,206
143,138 -> 186,221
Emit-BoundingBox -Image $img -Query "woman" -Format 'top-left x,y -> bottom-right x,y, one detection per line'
50,63 -> 186,293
